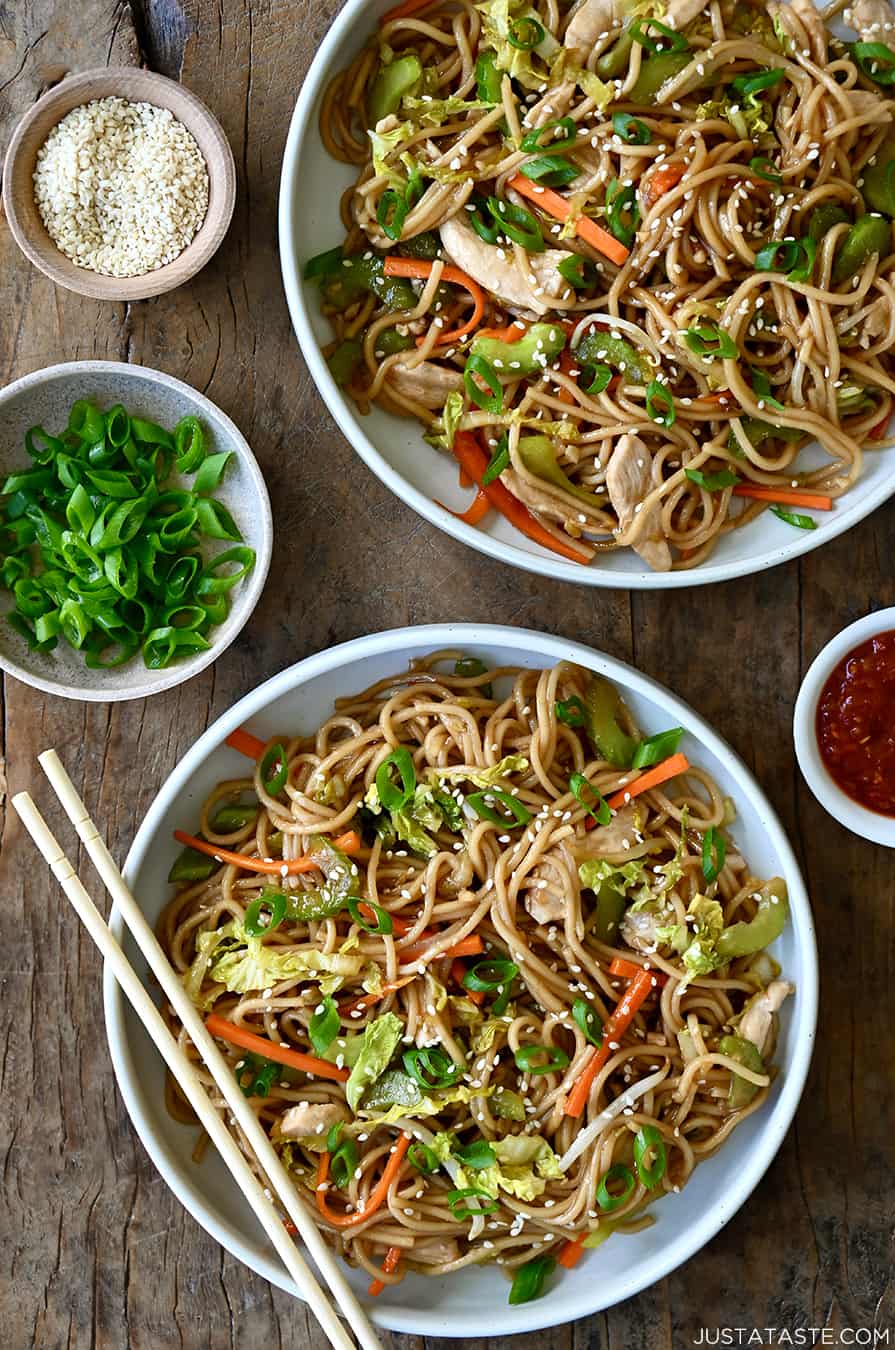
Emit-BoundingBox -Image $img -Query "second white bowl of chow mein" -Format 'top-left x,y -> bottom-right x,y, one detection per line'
280,0 -> 895,588
104,623 -> 817,1335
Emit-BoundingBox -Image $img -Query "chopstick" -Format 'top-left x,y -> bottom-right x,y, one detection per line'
13,753 -> 385,1350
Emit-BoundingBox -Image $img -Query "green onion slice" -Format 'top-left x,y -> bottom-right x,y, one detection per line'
174,416 -> 205,473
403,1046 -> 462,1091
633,1124 -> 667,1187
514,1043 -> 570,1075
453,1140 -> 497,1169
596,1162 -> 636,1212
508,1254 -> 556,1305
521,117 -> 576,152
750,368 -> 785,412
330,1136 -> 360,1188
447,1187 -> 499,1219
605,178 -> 639,248
569,772 -> 611,826
572,996 -> 603,1046
685,467 -> 740,491
632,726 -> 684,769
487,196 -> 545,252
754,238 -> 815,282
464,353 -> 504,414
467,788 -> 532,827
645,379 -> 675,427
507,14 -> 545,49
683,324 -> 738,359
850,40 -> 895,84
701,825 -> 727,883
243,891 -> 288,936
309,996 -> 340,1057
731,68 -> 784,99
554,694 -> 587,726
770,505 -> 817,529
408,1141 -> 439,1173
454,656 -> 494,698
375,746 -> 416,810
260,742 -> 288,795
481,432 -> 509,486
236,1052 -> 278,1098
377,188 -> 409,241
749,156 -> 782,185
467,197 -> 501,244
558,255 -> 599,289
520,154 -> 579,188
347,896 -> 395,935
612,112 -> 651,144
629,17 -> 689,53
463,957 -> 517,1014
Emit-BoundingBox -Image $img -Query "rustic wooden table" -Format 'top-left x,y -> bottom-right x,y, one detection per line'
1,3 -> 893,1348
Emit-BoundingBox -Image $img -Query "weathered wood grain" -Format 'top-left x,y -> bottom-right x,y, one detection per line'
0,0 -> 893,1347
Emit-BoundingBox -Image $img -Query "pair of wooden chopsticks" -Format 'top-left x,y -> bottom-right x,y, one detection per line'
13,752 -> 384,1350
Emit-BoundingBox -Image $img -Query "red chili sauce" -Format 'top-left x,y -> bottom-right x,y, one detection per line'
816,629 -> 895,817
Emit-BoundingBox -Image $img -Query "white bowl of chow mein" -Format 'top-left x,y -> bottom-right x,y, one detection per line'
104,624 -> 817,1335
279,0 -> 895,588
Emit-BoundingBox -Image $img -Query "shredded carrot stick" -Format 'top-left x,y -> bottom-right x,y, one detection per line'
608,957 -> 668,984
606,752 -> 690,811
369,1244 -> 404,1296
451,957 -> 485,1004
204,1013 -> 349,1084
172,829 -> 361,874
644,162 -> 686,210
316,1133 -> 412,1229
564,967 -> 659,1117
476,321 -> 526,343
556,349 -> 578,405
379,0 -> 433,22
558,1237 -> 586,1268
340,975 -> 417,1017
400,932 -> 484,965
225,727 -> 266,759
383,256 -> 485,346
732,484 -> 833,510
450,430 -> 591,565
508,174 -> 629,267
437,489 -> 491,525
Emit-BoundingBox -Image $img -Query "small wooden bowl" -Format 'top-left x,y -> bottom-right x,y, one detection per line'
2,67 -> 236,301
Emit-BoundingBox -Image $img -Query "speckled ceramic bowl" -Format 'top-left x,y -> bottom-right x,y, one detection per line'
0,361 -> 271,701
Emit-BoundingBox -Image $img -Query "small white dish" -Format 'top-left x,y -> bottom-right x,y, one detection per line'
794,607 -> 895,847
104,623 -> 818,1337
278,0 -> 895,592
0,361 -> 272,701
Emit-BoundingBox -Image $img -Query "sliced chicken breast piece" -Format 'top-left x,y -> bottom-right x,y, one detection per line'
274,1101 -> 349,1143
737,979 -> 794,1059
564,0 -> 625,62
440,215 -> 575,317
606,433 -> 672,571
386,358 -> 464,409
572,803 -> 644,860
846,0 -> 895,39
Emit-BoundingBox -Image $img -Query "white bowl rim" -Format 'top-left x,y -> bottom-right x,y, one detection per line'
0,359 -> 272,702
103,622 -> 818,1336
277,0 -> 895,591
793,605 -> 895,847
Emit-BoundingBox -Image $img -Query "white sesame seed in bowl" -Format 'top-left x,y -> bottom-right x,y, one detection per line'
3,67 -> 235,302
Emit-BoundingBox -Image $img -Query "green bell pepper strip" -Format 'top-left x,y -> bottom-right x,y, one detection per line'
475,49 -> 502,103
831,214 -> 891,284
591,881 -> 626,944
597,31 -> 633,78
582,673 -> 638,766
283,835 -> 359,921
320,254 -> 417,311
471,322 -> 566,376
367,53 -> 422,126
715,877 -> 789,959
210,803 -> 259,831
517,435 -> 603,506
575,329 -> 647,383
719,1033 -> 765,1108
628,51 -> 693,102
327,338 -> 363,388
